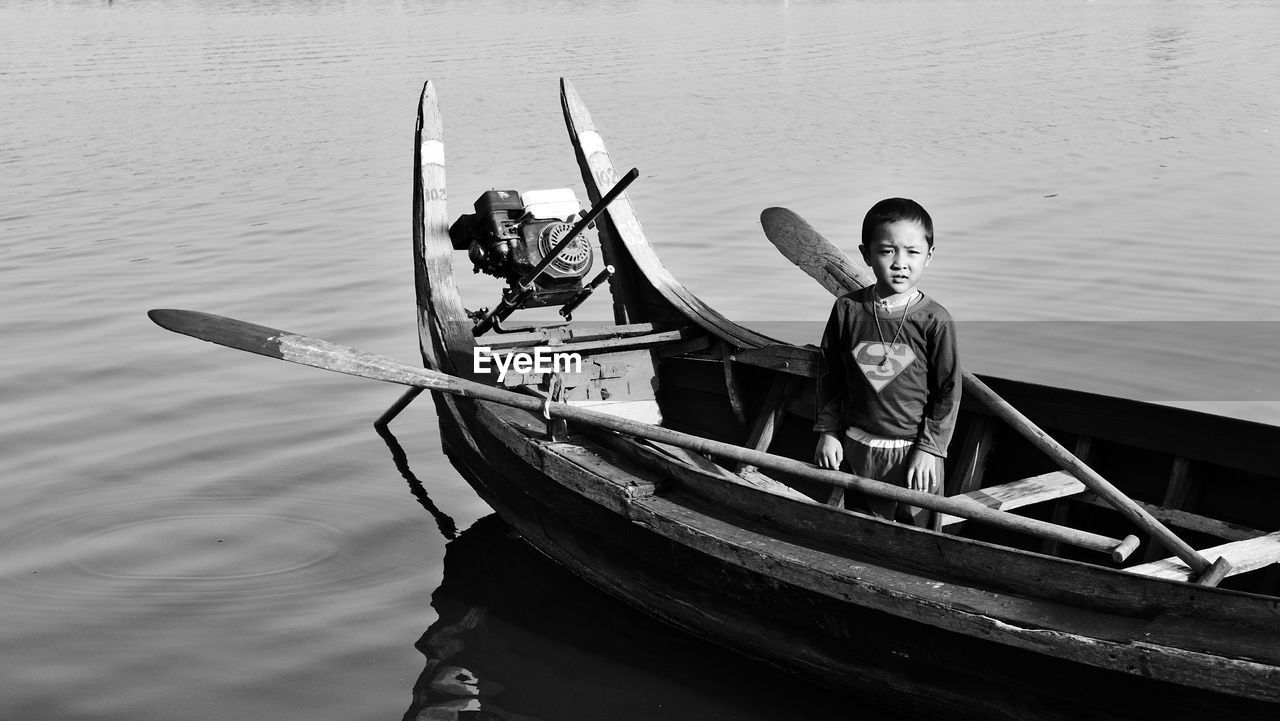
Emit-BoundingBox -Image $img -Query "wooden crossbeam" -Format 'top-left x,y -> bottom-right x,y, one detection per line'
1126,530 -> 1280,582
937,471 -> 1085,528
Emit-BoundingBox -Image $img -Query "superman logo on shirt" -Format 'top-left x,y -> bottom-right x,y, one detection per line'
852,341 -> 917,393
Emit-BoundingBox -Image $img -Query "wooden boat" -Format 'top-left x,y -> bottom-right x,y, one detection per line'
409,78 -> 1280,720
152,79 -> 1280,720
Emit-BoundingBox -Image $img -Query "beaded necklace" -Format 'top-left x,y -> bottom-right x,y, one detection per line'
871,289 -> 917,369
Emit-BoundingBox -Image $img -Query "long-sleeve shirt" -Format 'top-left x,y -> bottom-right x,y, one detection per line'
814,287 -> 962,458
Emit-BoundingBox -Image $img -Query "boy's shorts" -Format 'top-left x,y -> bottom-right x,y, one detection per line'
840,427 -> 943,525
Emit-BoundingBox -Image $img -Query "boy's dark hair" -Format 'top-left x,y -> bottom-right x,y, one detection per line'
861,198 -> 934,249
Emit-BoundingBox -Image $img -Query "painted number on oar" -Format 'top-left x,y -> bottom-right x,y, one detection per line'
425,188 -> 447,201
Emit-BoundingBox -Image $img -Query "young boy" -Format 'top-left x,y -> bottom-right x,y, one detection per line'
813,198 -> 961,525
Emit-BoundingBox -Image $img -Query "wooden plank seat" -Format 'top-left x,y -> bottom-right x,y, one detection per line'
1126,530 -> 1280,582
936,471 -> 1085,528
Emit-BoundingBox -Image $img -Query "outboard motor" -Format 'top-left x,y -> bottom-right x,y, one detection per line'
451,168 -> 637,336
450,188 -> 593,308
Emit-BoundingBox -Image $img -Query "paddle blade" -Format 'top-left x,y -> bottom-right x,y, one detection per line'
147,309 -> 450,392
760,207 -> 873,296
149,309 -> 294,360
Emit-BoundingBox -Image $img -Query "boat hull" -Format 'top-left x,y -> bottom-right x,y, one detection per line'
429,389 -> 1275,721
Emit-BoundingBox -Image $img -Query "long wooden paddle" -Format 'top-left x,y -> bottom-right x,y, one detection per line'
759,207 -> 1227,584
148,308 -> 1139,560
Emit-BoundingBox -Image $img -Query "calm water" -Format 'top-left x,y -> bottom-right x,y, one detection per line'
3,1 -> 1278,719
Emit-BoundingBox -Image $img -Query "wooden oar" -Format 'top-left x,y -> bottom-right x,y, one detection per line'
759,207 -> 1227,584
148,308 -> 1139,561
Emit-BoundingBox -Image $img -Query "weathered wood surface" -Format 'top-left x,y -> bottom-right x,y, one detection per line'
632,490 -> 1280,698
593,430 -> 815,504
469,399 -> 1280,703
1041,436 -> 1091,555
735,374 -> 792,473
730,343 -> 819,376
951,417 -> 999,497
481,391 -> 1280,647
980,375 -> 1280,479
413,81 -> 474,375
1143,456 -> 1201,562
973,356 -> 1218,573
937,471 -> 1085,528
944,417 -> 1000,534
651,445 -> 1279,629
760,207 -> 876,295
719,342 -> 748,424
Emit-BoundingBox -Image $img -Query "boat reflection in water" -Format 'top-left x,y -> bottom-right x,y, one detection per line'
374,421 -> 868,721
402,512 -> 880,721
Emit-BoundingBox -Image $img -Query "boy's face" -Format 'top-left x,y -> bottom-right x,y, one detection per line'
859,220 -> 933,299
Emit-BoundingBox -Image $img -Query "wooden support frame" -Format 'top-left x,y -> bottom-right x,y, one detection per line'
1042,435 -> 1092,556
949,416 -> 1000,497
734,374 -> 794,474
937,416 -> 999,532
1141,456 -> 1200,563
720,341 -> 748,425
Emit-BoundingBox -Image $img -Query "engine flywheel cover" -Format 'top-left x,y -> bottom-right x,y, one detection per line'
538,222 -> 592,276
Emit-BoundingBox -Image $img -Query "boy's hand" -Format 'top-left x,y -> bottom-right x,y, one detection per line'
906,447 -> 941,492
814,432 -> 843,470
